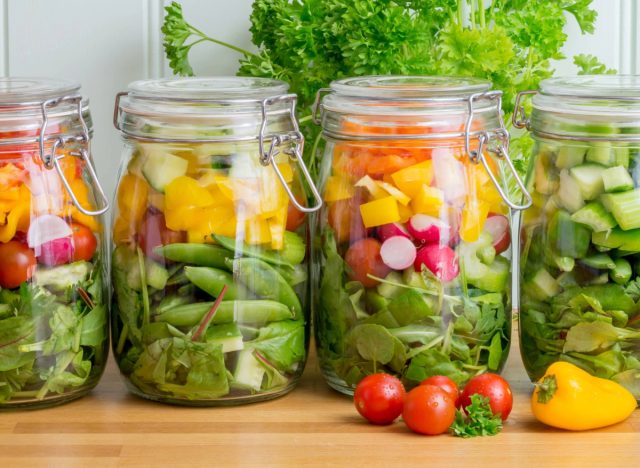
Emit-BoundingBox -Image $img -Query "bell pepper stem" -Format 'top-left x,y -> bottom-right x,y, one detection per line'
535,374 -> 558,404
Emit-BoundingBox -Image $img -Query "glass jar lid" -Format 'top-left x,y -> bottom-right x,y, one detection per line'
528,75 -> 640,140
115,77 -> 294,142
316,75 -> 501,140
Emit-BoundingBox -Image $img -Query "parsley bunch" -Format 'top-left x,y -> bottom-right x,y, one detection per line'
162,0 -> 612,176
450,394 -> 503,438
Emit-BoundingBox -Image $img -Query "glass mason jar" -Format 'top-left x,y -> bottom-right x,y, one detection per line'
515,75 -> 640,399
312,76 -> 530,394
111,77 -> 322,405
0,78 -> 110,408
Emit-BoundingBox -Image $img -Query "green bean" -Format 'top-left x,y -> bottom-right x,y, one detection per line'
611,258 -> 632,284
184,266 -> 248,300
213,235 -> 293,267
154,243 -> 232,270
155,300 -> 294,327
230,258 -> 302,319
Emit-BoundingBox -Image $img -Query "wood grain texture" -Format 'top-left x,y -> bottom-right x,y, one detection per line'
1,334 -> 639,468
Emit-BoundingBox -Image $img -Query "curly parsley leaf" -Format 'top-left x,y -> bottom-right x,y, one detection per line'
574,54 -> 617,75
450,394 -> 503,438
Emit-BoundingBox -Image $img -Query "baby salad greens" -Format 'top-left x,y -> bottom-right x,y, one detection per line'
162,0 -> 609,175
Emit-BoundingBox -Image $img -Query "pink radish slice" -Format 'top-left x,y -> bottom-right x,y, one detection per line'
37,237 -> 74,266
377,223 -> 411,242
484,214 -> 511,254
380,236 -> 417,270
414,244 -> 459,282
407,214 -> 451,244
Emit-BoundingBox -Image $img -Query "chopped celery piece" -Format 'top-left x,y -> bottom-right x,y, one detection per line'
233,350 -> 265,391
525,269 -> 561,301
600,189 -> 640,230
544,247 -> 575,272
585,142 -> 614,166
592,228 -> 640,252
548,210 -> 590,258
614,146 -> 630,168
580,253 -> 615,270
557,170 -> 585,213
610,258 -> 632,284
555,145 -> 586,169
602,166 -> 634,193
569,164 -> 605,200
570,201 -> 617,232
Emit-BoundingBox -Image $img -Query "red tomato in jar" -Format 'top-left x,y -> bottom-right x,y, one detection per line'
70,223 -> 97,262
354,373 -> 406,425
327,190 -> 367,244
420,375 -> 460,407
459,373 -> 513,421
402,385 -> 456,435
138,212 -> 185,262
0,240 -> 36,289
286,194 -> 307,232
345,238 -> 390,288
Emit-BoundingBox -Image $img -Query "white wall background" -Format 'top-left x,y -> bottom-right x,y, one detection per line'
0,0 -> 638,206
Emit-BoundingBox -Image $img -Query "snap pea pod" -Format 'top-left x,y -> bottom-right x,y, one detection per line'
154,244 -> 232,270
184,266 -> 248,300
213,234 -> 296,268
155,300 -> 294,327
229,257 -> 302,319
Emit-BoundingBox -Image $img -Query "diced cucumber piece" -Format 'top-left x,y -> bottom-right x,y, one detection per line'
585,142 -> 614,166
570,201 -> 617,232
592,228 -> 640,252
602,166 -> 634,193
377,271 -> 404,298
580,253 -> 615,270
544,247 -> 575,272
555,145 -> 586,169
206,323 -> 244,353
614,146 -> 630,168
600,189 -> 640,230
233,349 -> 265,391
557,170 -> 585,213
548,210 -> 591,258
569,164 -> 605,200
534,153 -> 559,195
525,268 -> 561,301
141,150 -> 189,192
610,258 -> 632,284
459,233 -> 509,292
557,271 -> 579,288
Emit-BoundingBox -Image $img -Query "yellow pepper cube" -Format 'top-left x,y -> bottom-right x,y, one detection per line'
360,196 -> 401,228
268,207 -> 287,250
277,162 -> 294,184
117,174 -> 148,224
377,181 -> 411,206
324,175 -> 355,202
411,184 -> 444,217
460,198 -> 490,243
398,202 -> 413,223
165,176 -> 215,210
355,175 -> 387,199
245,217 -> 272,245
391,161 -> 433,198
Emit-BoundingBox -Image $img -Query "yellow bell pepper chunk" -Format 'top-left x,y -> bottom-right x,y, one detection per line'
148,192 -> 165,212
377,181 -> 411,206
411,184 -> 445,217
259,166 -> 288,215
324,175 -> 355,202
355,175 -> 387,199
113,216 -> 136,246
459,198 -> 490,243
268,207 -> 287,250
117,174 -> 149,225
165,176 -> 215,210
0,163 -> 25,191
277,162 -> 294,184
360,196 -> 401,228
391,161 -> 433,198
0,186 -> 21,202
0,202 -> 28,243
245,217 -> 272,245
193,205 -> 237,238
398,202 -> 413,223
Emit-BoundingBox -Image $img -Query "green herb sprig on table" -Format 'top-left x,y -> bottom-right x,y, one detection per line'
163,0 -> 612,177
450,394 -> 503,437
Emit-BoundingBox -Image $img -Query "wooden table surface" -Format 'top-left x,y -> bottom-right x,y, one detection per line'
2,336 -> 640,468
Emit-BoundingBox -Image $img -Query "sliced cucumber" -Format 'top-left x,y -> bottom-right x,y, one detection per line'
141,150 -> 189,192
614,146 -> 630,168
459,233 -> 509,293
524,268 -> 561,301
600,189 -> 640,230
602,166 -> 634,193
592,228 -> 640,252
570,201 -> 617,232
585,142 -> 614,166
557,170 -> 585,213
233,349 -> 266,392
556,145 -> 586,169
548,210 -> 591,258
569,164 -> 605,200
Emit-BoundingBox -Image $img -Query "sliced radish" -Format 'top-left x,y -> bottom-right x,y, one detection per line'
38,237 -> 74,266
432,148 -> 467,205
380,236 -> 417,270
484,214 -> 511,255
414,244 -> 459,282
27,215 -> 72,249
377,223 -> 411,242
407,214 -> 451,244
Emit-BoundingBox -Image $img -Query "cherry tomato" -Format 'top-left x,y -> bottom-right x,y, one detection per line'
402,385 -> 456,435
138,212 -> 185,262
0,241 -> 36,289
353,373 -> 405,425
70,223 -> 97,262
327,191 -> 367,244
420,376 -> 460,407
460,373 -> 513,421
286,194 -> 306,232
345,238 -> 391,288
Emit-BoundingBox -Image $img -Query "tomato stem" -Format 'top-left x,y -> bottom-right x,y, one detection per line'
534,374 -> 558,404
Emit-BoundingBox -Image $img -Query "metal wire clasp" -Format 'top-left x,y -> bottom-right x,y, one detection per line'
39,95 -> 109,216
259,94 -> 322,213
512,90 -> 538,129
311,88 -> 332,125
464,91 -> 532,211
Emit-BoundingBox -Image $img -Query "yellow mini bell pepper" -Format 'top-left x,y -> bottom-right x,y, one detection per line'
391,160 -> 433,198
532,361 -> 637,431
324,175 -> 354,202
360,196 -> 400,228
411,184 -> 444,217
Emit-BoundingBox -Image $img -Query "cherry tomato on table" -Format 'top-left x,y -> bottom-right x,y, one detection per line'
420,375 -> 460,407
70,223 -> 97,262
403,384 -> 456,435
460,373 -> 513,421
0,240 -> 36,289
353,373 -> 406,425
